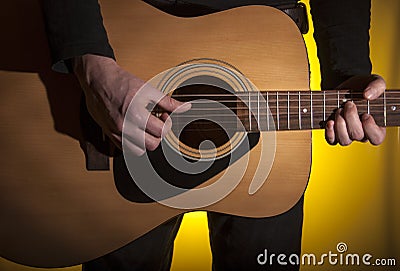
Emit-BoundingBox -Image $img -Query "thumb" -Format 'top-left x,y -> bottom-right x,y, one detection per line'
364,74 -> 386,100
142,83 -> 191,113
157,94 -> 192,113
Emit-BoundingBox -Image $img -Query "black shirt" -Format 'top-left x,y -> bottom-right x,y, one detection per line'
42,0 -> 372,89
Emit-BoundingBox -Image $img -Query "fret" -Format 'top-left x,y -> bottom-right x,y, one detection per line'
337,90 -> 340,108
236,92 -> 260,132
310,91 -> 313,129
300,92 -> 312,129
384,90 -> 387,126
265,91 -> 278,131
276,92 -> 280,130
288,91 -> 300,130
257,91 -> 260,128
251,92 -> 265,131
251,91 -> 263,132
276,91 -> 292,131
383,92 -> 400,127
287,91 -> 290,130
339,90 -> 351,111
310,92 -> 325,129
236,94 -> 249,131
298,91 -> 302,130
323,91 -> 326,121
359,94 -> 381,126
266,92 -> 270,131
248,91 -> 252,131
256,91 -> 268,132
325,90 -> 339,120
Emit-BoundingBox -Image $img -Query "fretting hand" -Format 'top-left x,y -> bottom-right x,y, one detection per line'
325,74 -> 386,146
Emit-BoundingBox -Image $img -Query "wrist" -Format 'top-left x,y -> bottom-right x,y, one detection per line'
73,54 -> 118,86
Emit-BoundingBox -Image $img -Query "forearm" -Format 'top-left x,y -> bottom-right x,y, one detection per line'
310,0 -> 372,89
42,0 -> 114,73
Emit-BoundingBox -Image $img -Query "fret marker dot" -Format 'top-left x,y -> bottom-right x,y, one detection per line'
342,99 -> 347,103
303,108 -> 308,113
391,105 -> 397,111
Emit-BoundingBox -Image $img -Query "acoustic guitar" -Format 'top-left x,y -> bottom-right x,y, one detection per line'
0,0 -> 398,268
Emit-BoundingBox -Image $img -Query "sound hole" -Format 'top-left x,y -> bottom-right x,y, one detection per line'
171,77 -> 238,154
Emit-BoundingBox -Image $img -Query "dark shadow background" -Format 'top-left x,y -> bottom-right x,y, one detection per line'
0,0 -> 83,141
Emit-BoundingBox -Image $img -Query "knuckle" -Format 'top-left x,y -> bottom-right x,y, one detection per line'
349,129 -> 364,141
370,130 -> 386,146
146,138 -> 161,151
335,118 -> 346,129
339,139 -> 352,146
152,118 -> 166,137
344,101 -> 356,111
168,97 -> 177,111
325,128 -> 336,145
132,111 -> 143,123
155,125 -> 164,137
326,136 -> 336,145
343,103 -> 358,119
362,114 -> 374,126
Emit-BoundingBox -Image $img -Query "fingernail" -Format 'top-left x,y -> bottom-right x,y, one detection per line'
180,102 -> 192,111
347,100 -> 355,108
364,88 -> 374,100
361,113 -> 370,121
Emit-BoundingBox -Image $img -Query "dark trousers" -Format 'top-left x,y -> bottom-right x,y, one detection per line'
83,196 -> 303,271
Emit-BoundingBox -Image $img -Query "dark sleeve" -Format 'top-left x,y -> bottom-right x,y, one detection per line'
310,0 -> 372,89
42,0 -> 115,73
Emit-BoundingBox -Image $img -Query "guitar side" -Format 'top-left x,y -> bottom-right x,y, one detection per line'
0,1 -> 311,267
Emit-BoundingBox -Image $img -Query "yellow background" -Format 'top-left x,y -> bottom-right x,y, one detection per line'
1,0 -> 399,270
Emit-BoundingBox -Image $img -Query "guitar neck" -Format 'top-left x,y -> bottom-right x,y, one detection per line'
238,90 -> 400,132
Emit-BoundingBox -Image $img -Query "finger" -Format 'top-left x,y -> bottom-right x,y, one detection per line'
123,136 -> 146,156
126,106 -> 151,132
343,101 -> 364,141
325,120 -> 336,145
144,134 -> 162,151
138,83 -> 191,113
361,114 -> 386,145
124,126 -> 161,152
364,74 -> 386,100
157,95 -> 191,113
160,112 -> 172,137
334,108 -> 352,146
145,114 -> 167,138
129,109 -> 172,138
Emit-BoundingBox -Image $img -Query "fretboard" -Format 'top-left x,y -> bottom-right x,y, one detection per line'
237,90 -> 400,132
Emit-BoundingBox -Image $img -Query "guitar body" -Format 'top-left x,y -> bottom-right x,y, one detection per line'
0,0 -> 310,267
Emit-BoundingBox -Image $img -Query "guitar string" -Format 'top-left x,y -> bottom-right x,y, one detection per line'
162,98 -> 400,103
168,117 -> 400,132
153,104 -> 400,116
169,90 -> 400,97
151,93 -> 400,131
158,103 -> 399,110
